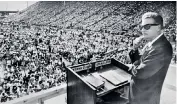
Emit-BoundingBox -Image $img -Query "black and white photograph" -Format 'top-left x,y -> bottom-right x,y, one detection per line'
0,1 -> 176,104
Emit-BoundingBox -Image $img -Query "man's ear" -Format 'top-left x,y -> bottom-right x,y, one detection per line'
157,25 -> 162,32
158,25 -> 163,30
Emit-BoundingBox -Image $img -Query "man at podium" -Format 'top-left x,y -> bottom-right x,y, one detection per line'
128,12 -> 173,104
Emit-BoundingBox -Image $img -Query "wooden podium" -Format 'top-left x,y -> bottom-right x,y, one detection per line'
67,58 -> 131,104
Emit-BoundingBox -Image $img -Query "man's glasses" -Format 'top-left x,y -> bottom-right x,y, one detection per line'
139,24 -> 159,30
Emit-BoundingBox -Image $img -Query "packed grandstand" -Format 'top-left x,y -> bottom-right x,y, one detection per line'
0,1 -> 176,102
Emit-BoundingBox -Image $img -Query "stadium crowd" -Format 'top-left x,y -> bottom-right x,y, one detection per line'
0,20 -> 176,102
0,1 -> 176,102
0,23 -> 68,102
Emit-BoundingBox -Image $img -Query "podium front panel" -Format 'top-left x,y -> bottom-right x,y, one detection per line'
67,67 -> 96,104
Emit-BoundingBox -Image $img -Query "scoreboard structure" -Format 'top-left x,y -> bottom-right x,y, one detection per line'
67,58 -> 131,104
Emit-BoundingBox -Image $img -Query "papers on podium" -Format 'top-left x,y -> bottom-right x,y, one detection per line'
100,70 -> 127,86
84,74 -> 105,90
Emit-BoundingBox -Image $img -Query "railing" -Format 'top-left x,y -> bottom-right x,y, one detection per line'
2,84 -> 67,104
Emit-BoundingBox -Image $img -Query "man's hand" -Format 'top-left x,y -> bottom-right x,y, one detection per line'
134,36 -> 144,44
128,64 -> 137,76
133,36 -> 144,50
128,64 -> 133,71
132,68 -> 137,76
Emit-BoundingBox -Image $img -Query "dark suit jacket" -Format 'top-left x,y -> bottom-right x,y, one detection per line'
129,34 -> 173,104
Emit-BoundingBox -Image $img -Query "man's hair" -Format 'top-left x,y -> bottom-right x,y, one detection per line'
142,12 -> 163,29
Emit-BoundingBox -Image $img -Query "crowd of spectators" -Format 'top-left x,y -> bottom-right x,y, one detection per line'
0,18 -> 176,102
0,23 -> 67,102
0,1 -> 176,103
